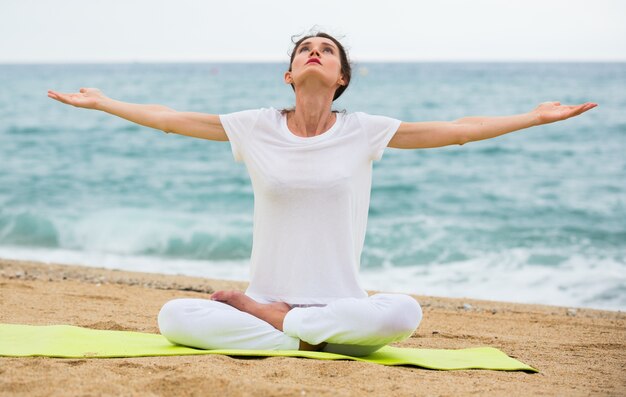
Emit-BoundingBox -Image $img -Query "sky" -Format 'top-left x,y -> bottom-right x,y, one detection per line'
1,0 -> 624,63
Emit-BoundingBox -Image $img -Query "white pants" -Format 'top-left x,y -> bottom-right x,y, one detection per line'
158,293 -> 423,357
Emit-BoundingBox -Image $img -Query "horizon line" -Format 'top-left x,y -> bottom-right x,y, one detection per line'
1,58 -> 625,65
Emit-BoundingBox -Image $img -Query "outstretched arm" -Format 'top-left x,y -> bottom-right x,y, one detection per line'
389,101 -> 598,149
47,87 -> 227,141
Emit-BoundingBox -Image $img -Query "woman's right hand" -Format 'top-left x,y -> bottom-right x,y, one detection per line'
47,87 -> 228,141
47,87 -> 108,110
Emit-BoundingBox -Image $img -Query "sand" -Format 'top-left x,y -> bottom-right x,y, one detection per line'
0,257 -> 624,396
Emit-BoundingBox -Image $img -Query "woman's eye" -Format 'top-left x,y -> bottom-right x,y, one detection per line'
298,46 -> 333,54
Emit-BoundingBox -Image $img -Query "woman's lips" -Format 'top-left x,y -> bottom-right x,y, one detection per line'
306,58 -> 321,65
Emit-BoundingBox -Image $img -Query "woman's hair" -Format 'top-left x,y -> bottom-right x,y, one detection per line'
281,31 -> 352,115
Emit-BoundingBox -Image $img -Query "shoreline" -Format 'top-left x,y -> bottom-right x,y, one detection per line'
1,249 -> 619,313
1,257 -> 625,396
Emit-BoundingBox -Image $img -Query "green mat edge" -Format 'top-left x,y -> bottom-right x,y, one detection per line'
0,324 -> 539,372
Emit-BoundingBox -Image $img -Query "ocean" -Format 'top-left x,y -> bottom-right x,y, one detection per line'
0,62 -> 624,311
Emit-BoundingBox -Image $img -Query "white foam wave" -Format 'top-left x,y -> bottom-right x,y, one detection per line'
360,248 -> 626,311
0,245 -> 250,282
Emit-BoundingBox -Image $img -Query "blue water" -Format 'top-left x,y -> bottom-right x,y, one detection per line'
1,62 -> 625,311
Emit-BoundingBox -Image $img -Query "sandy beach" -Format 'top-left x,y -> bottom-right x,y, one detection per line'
0,257 -> 624,396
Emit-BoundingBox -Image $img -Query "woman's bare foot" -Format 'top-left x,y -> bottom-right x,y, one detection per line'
210,290 -> 328,351
299,340 -> 328,351
210,290 -> 291,331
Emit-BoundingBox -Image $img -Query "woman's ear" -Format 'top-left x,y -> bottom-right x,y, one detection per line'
284,71 -> 293,84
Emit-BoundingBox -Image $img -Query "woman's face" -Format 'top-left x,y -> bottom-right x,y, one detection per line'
285,37 -> 345,94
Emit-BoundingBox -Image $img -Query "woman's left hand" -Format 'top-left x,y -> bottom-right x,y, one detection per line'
533,101 -> 598,125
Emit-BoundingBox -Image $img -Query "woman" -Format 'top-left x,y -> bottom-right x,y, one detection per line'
48,32 -> 597,356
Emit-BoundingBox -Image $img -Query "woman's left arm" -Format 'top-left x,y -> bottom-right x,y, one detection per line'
389,101 -> 598,149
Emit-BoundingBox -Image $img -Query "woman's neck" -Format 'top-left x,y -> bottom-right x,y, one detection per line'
288,89 -> 336,137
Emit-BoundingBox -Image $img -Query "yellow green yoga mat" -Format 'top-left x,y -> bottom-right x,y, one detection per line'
0,324 -> 537,372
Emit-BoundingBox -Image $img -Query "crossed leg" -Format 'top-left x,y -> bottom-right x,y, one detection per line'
158,291 -> 422,357
157,295 -> 300,351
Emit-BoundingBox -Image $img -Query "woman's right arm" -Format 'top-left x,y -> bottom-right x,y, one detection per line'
47,87 -> 227,141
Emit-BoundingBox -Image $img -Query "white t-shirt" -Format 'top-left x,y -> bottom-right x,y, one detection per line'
219,107 -> 402,304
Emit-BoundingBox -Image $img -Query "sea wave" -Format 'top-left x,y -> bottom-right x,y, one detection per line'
0,208 -> 252,260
